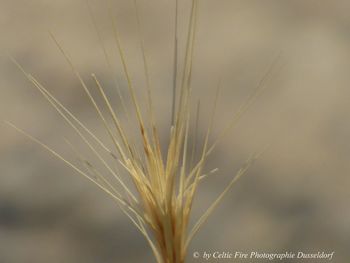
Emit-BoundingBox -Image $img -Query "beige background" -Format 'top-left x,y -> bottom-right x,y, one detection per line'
1,0 -> 350,262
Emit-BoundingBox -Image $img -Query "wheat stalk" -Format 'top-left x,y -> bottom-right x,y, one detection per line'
4,0 -> 278,262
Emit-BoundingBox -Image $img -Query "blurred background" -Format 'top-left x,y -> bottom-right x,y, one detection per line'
1,0 -> 350,262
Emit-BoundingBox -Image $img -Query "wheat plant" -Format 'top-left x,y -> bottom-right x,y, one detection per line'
5,0 -> 275,262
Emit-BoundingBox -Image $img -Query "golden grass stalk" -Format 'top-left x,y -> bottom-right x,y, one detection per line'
5,0 -> 278,262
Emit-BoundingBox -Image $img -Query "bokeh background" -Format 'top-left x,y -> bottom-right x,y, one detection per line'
1,0 -> 350,262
